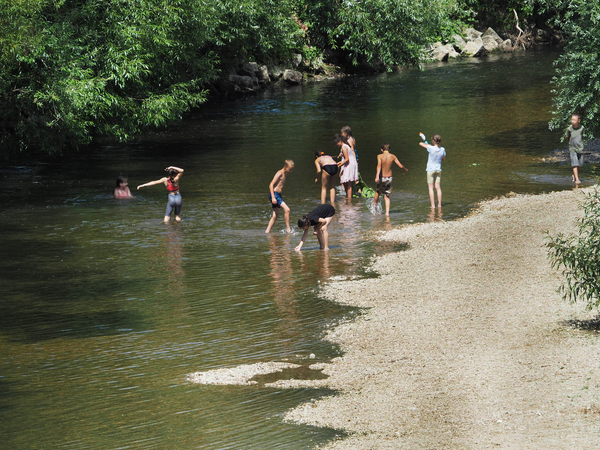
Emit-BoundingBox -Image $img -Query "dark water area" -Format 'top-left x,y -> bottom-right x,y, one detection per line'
0,48 -> 584,449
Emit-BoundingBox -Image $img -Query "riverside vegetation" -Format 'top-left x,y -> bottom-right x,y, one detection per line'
1,0 -> 599,156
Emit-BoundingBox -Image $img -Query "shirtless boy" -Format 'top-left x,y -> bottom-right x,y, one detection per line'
374,143 -> 408,216
265,159 -> 294,233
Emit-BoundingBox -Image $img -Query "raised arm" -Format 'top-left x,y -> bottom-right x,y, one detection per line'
418,142 -> 428,149
137,177 -> 167,190
166,166 -> 184,182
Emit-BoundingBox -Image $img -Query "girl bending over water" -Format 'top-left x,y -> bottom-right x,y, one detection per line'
295,204 -> 336,251
137,166 -> 184,222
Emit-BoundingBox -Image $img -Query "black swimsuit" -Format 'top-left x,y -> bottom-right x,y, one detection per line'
323,164 -> 338,176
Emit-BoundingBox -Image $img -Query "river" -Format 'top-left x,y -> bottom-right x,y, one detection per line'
0,48 -> 576,449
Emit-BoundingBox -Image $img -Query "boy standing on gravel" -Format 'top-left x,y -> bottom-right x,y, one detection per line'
565,112 -> 584,184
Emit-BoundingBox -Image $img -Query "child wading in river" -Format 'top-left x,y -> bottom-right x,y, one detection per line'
265,160 -> 294,233
374,143 -> 408,216
419,134 -> 446,209
295,204 -> 336,251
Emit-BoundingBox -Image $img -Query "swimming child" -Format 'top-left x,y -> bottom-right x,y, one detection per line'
137,166 -> 184,222
334,134 -> 359,199
113,176 -> 134,199
295,204 -> 336,251
373,143 -> 408,216
565,112 -> 584,184
314,151 -> 339,204
265,160 -> 294,233
419,134 -> 446,209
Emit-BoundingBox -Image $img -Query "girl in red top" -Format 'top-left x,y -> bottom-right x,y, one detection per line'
137,166 -> 184,222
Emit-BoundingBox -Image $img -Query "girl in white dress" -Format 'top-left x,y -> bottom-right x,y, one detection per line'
334,134 -> 358,199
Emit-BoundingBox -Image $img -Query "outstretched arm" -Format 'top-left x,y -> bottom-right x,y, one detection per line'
418,142 -> 428,149
295,228 -> 310,252
394,157 -> 408,174
137,178 -> 167,190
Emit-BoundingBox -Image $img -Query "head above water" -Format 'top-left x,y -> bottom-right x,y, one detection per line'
432,134 -> 442,145
283,159 -> 295,171
298,214 -> 311,229
381,143 -> 391,152
116,176 -> 127,187
341,126 -> 353,137
332,134 -> 348,145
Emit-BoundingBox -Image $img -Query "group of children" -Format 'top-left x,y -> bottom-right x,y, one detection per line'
265,126 -> 447,251
110,114 -> 584,250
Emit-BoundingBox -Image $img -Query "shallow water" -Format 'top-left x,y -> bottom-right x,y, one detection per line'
0,48 -> 584,449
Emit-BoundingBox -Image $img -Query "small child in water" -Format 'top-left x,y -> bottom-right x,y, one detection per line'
113,176 -> 133,199
374,143 -> 408,216
419,134 -> 446,209
265,160 -> 294,233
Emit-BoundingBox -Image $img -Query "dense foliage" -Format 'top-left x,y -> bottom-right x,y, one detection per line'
547,187 -> 600,311
547,0 -> 600,138
0,0 -> 301,155
1,0 -> 598,155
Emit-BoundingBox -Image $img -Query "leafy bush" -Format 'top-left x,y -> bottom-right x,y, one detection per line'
547,186 -> 600,310
548,0 -> 600,138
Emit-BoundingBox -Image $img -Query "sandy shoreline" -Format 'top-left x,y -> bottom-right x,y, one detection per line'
283,187 -> 600,449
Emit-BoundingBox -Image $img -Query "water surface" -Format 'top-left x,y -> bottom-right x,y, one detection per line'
0,48 -> 581,449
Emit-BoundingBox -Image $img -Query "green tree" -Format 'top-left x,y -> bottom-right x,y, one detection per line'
547,186 -> 600,310
547,0 -> 600,137
0,0 -> 301,155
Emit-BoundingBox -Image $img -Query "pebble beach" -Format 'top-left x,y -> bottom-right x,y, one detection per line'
282,187 -> 600,449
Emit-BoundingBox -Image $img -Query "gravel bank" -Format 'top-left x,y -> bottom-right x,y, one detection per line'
284,188 -> 600,449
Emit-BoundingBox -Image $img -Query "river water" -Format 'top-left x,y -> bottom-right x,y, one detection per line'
0,48 -> 577,449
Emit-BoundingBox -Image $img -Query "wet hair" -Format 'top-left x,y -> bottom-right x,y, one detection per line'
572,112 -> 582,121
341,126 -> 353,137
381,143 -> 391,151
116,176 -> 127,187
284,159 -> 295,168
332,134 -> 348,144
298,214 -> 311,228
168,170 -> 178,182
315,150 -> 325,159
432,134 -> 442,145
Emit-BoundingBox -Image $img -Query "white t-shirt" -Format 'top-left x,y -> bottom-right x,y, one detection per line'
426,145 -> 446,172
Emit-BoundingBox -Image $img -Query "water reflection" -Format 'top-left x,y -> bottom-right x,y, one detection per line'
428,207 -> 444,223
163,224 -> 186,292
